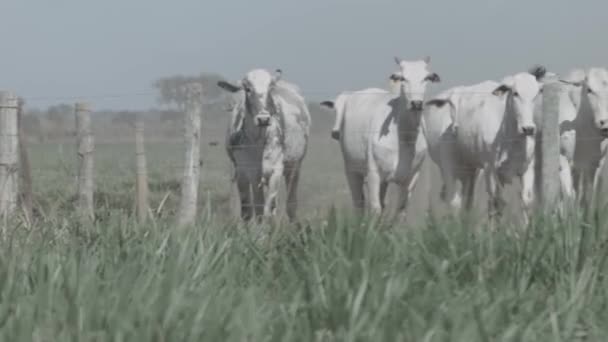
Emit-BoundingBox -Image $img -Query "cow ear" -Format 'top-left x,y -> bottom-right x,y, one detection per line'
426,99 -> 449,108
492,84 -> 511,96
426,73 -> 441,83
389,73 -> 401,82
424,56 -> 431,64
528,65 -> 547,81
272,69 -> 282,83
394,56 -> 402,66
320,101 -> 334,109
218,81 -> 242,93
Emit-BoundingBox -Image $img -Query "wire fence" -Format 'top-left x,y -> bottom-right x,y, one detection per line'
11,89 -> 608,105
3,79 -> 608,223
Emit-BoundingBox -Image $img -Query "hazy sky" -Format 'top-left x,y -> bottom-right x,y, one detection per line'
1,0 -> 607,110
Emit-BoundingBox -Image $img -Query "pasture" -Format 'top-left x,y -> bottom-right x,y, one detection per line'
1,106 -> 608,341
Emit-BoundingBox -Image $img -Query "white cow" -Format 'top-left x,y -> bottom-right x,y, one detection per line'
423,66 -> 552,215
218,69 -> 311,221
324,72 -> 402,141
321,57 -> 441,216
556,67 -> 608,211
423,68 -> 546,223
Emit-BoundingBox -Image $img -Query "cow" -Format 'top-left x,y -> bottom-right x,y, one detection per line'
423,66 -> 553,216
321,57 -> 441,217
423,67 -> 546,225
323,71 -> 402,141
556,67 -> 608,213
218,69 -> 311,221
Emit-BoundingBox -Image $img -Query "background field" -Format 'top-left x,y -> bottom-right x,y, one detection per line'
25,103 -> 540,226
0,104 -> 606,341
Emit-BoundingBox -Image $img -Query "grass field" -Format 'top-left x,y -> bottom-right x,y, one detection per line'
3,111 -> 608,340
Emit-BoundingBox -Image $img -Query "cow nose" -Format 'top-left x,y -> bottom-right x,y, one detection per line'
601,128 -> 608,136
410,100 -> 424,111
522,126 -> 535,136
256,116 -> 271,127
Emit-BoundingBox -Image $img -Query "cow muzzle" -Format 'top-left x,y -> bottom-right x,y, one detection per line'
410,100 -> 424,111
521,126 -> 536,137
598,119 -> 608,137
255,113 -> 272,127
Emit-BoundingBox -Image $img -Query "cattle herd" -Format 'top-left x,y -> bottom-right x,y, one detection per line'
217,58 -> 608,224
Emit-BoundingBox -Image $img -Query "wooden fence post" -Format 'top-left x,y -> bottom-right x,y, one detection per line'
539,81 -> 562,209
0,91 -> 19,222
177,83 -> 203,227
75,102 -> 95,221
17,98 -> 33,224
134,114 -> 149,223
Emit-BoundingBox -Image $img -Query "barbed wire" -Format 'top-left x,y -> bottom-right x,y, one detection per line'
16,158 -> 571,176
9,89 -> 608,105
218,135 -> 608,144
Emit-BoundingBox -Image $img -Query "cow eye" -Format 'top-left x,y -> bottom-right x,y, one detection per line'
512,91 -> 519,97
587,87 -> 593,94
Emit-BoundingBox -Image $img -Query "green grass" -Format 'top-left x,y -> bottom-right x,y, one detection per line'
2,209 -> 608,341
3,141 -> 608,341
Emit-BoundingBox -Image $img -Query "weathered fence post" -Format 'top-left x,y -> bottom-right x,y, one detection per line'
0,91 -> 19,222
539,81 -> 562,209
75,102 -> 95,221
177,83 -> 203,227
17,98 -> 33,224
134,114 -> 149,223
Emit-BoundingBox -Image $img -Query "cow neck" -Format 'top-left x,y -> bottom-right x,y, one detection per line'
502,95 -> 519,140
396,92 -> 422,145
240,113 -> 267,145
577,89 -> 601,134
263,117 -> 284,152
499,95 -> 534,166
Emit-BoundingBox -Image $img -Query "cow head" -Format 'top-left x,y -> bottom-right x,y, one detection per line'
561,68 -> 608,137
393,56 -> 441,111
492,72 -> 542,136
218,69 -> 282,127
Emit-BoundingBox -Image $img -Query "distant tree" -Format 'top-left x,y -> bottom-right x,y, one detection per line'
160,109 -> 183,124
111,111 -> 137,127
21,114 -> 43,141
153,72 -> 228,111
46,103 -> 73,127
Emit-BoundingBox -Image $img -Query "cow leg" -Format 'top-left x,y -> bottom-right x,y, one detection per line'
578,169 -> 593,215
440,163 -> 462,212
367,170 -> 383,215
379,181 -> 389,210
463,169 -> 478,212
264,168 -> 283,218
520,160 -> 535,226
236,176 -> 253,221
441,182 -> 462,211
559,155 -> 575,201
346,171 -> 366,213
590,158 -> 606,215
439,143 -> 461,212
252,183 -> 265,220
485,168 -> 504,228
572,168 -> 583,207
395,170 -> 422,221
284,165 -> 301,222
